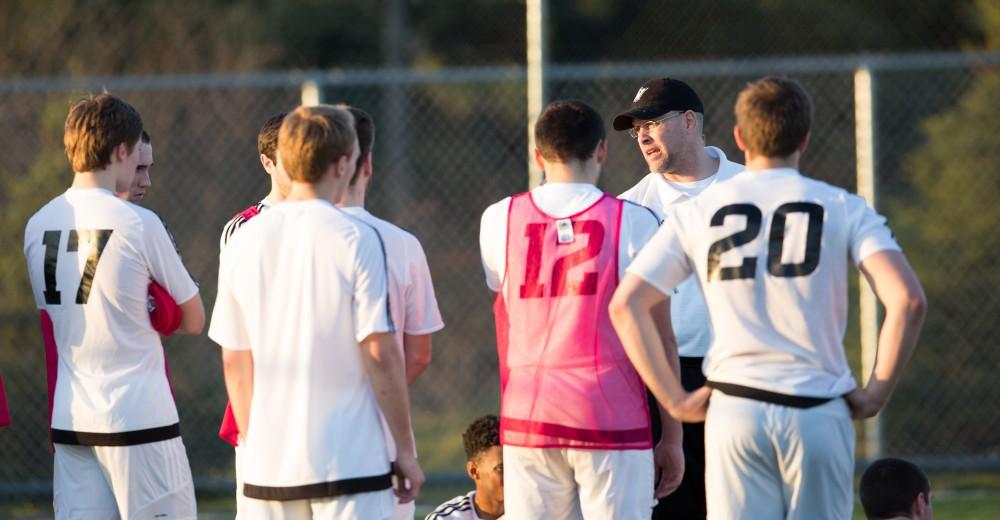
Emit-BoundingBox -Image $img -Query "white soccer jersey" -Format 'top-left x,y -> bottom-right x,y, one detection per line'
23,188 -> 199,437
619,146 -> 743,358
628,168 -> 900,398
480,183 -> 660,291
426,491 -> 501,520
339,207 -> 444,347
208,199 -> 396,496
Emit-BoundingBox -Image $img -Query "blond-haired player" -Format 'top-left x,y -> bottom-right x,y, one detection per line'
209,105 -> 424,519
24,93 -> 205,518
611,77 -> 926,519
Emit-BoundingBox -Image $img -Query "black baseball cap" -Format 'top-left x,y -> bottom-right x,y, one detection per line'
612,78 -> 704,131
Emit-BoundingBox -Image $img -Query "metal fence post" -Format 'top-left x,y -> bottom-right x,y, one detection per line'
854,64 -> 881,461
301,78 -> 323,106
526,0 -> 548,189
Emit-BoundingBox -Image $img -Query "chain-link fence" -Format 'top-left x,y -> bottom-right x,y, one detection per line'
1,51 -> 998,500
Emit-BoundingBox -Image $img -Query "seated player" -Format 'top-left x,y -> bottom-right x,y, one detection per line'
859,458 -> 933,520
426,415 -> 504,520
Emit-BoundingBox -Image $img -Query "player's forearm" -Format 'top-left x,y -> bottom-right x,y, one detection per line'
221,349 -> 254,436
867,295 -> 926,406
403,334 -> 432,385
650,299 -> 684,441
361,333 -> 417,457
176,294 -> 206,335
610,292 -> 687,412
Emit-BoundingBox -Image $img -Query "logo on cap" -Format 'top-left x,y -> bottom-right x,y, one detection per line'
633,87 -> 648,103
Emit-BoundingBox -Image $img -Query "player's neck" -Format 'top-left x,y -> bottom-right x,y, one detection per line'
286,176 -> 346,204
744,152 -> 800,172
334,183 -> 366,208
473,492 -> 503,520
71,170 -> 118,192
541,161 -> 599,186
263,185 -> 285,205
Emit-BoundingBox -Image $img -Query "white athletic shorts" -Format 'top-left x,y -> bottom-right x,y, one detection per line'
53,437 -> 196,519
239,488 -> 394,519
704,391 -> 855,520
503,445 -> 655,520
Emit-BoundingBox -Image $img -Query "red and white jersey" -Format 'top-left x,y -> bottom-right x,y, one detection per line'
208,199 -> 396,495
23,188 -> 199,438
480,183 -> 659,450
619,146 -> 744,358
219,198 -> 271,252
627,168 -> 901,398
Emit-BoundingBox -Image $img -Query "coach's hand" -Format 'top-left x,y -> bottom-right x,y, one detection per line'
392,452 -> 426,503
845,387 -> 883,419
653,438 -> 684,498
669,386 -> 712,423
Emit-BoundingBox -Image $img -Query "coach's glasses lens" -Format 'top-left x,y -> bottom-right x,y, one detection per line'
628,111 -> 684,139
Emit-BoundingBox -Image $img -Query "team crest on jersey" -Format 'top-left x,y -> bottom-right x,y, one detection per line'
634,86 -> 649,102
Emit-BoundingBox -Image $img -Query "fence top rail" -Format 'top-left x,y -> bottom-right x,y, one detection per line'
1,50 -> 998,94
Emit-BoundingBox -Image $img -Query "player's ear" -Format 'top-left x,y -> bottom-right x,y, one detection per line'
595,139 -> 607,165
733,125 -> 747,152
798,131 -> 810,154
260,153 -> 275,175
466,460 -> 478,480
112,141 -> 129,163
363,152 -> 374,178
533,148 -> 545,172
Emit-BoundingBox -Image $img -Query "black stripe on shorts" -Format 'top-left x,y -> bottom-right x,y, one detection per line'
706,381 -> 836,409
51,423 -> 181,446
243,472 -> 393,501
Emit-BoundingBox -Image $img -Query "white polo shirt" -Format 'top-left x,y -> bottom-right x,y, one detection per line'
619,146 -> 744,358
24,188 -> 199,436
627,168 -> 900,398
208,199 -> 395,493
480,183 -> 660,290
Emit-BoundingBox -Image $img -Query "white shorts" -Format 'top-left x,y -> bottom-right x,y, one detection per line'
503,445 -> 655,520
239,488 -> 394,520
704,391 -> 855,520
53,437 -> 196,519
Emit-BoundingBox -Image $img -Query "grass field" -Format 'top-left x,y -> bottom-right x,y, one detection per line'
3,473 -> 999,519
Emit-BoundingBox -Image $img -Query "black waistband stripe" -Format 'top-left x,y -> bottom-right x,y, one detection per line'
243,472 -> 393,501
706,381 -> 836,409
51,423 -> 181,446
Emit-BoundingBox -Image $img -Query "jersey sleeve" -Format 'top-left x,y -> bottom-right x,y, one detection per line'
141,212 -> 199,305
621,201 -> 662,270
403,234 -> 445,335
626,210 -> 695,297
353,227 -> 395,342
207,248 -> 251,351
479,198 -> 511,292
847,194 -> 901,266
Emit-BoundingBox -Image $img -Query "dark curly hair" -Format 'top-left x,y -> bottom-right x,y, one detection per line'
462,414 -> 500,461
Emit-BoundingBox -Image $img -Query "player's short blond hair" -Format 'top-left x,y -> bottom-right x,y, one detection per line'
278,105 -> 356,183
734,77 -> 812,158
63,93 -> 143,173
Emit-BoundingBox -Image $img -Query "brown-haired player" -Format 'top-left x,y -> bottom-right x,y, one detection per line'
479,100 -> 664,518
333,104 -> 444,520
24,93 -> 205,517
611,76 -> 926,519
209,105 -> 424,519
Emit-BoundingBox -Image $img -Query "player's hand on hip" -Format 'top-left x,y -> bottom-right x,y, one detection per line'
392,452 -> 425,503
653,438 -> 684,498
669,386 -> 712,423
845,387 -> 882,420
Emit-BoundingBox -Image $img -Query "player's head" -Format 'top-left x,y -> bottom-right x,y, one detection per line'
121,131 -> 153,203
733,76 -> 812,160
534,99 -> 606,176
64,93 -> 144,190
860,458 -> 933,520
257,112 -> 292,197
337,105 -> 375,189
613,78 -> 705,174
463,414 -> 503,511
277,105 -> 358,188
